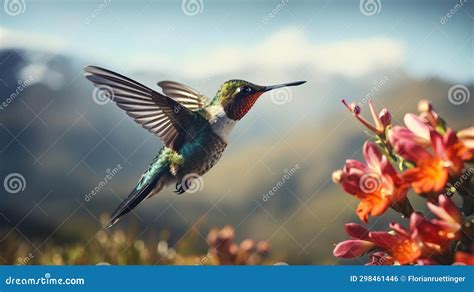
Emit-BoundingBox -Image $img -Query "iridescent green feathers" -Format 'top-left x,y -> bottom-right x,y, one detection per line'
136,147 -> 183,190
209,79 -> 262,107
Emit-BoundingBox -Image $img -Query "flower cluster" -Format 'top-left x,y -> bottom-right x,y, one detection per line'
207,225 -> 270,265
333,99 -> 473,265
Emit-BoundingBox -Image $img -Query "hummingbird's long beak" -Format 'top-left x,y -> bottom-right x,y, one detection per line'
262,81 -> 306,92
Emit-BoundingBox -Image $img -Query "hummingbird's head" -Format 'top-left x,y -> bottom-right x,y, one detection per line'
215,79 -> 306,120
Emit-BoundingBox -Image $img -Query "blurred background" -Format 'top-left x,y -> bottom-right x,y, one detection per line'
0,0 -> 473,265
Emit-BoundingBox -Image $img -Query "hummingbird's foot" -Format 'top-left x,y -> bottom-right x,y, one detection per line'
174,181 -> 186,195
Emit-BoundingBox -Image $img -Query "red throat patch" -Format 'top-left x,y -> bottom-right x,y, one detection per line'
230,92 -> 263,120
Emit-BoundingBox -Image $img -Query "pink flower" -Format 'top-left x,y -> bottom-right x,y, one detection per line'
333,222 -> 423,265
333,223 -> 374,258
369,222 -> 423,265
388,114 -> 432,154
342,99 -> 391,135
426,195 -> 463,238
408,195 -> 462,256
417,99 -> 442,129
335,141 -> 409,222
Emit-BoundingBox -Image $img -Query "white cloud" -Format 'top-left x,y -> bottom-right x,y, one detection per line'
311,37 -> 404,77
127,27 -> 404,79
0,26 -> 65,53
0,26 -> 404,80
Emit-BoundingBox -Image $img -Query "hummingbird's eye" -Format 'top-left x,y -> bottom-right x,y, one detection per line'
235,86 -> 252,95
242,86 -> 252,93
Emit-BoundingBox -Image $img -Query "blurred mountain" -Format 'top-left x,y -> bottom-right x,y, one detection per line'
0,48 -> 472,264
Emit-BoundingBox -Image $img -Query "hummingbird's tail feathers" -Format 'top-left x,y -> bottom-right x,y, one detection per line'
107,173 -> 162,228
107,148 -> 178,227
108,182 -> 155,228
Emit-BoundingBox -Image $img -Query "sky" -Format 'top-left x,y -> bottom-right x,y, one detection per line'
0,0 -> 472,83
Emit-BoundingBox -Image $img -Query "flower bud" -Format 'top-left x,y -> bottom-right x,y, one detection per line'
332,170 -> 343,183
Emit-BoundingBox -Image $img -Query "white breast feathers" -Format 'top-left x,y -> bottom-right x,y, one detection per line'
206,105 -> 236,143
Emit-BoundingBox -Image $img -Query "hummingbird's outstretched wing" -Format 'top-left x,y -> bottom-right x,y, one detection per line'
84,66 -> 198,150
157,81 -> 207,111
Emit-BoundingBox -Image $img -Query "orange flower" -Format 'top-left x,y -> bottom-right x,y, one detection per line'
389,113 -> 472,194
369,223 -> 423,265
409,195 -> 462,254
335,142 -> 409,222
391,126 -> 467,195
401,155 -> 448,194
406,129 -> 467,193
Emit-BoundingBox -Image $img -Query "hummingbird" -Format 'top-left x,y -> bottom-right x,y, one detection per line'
84,66 -> 306,227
